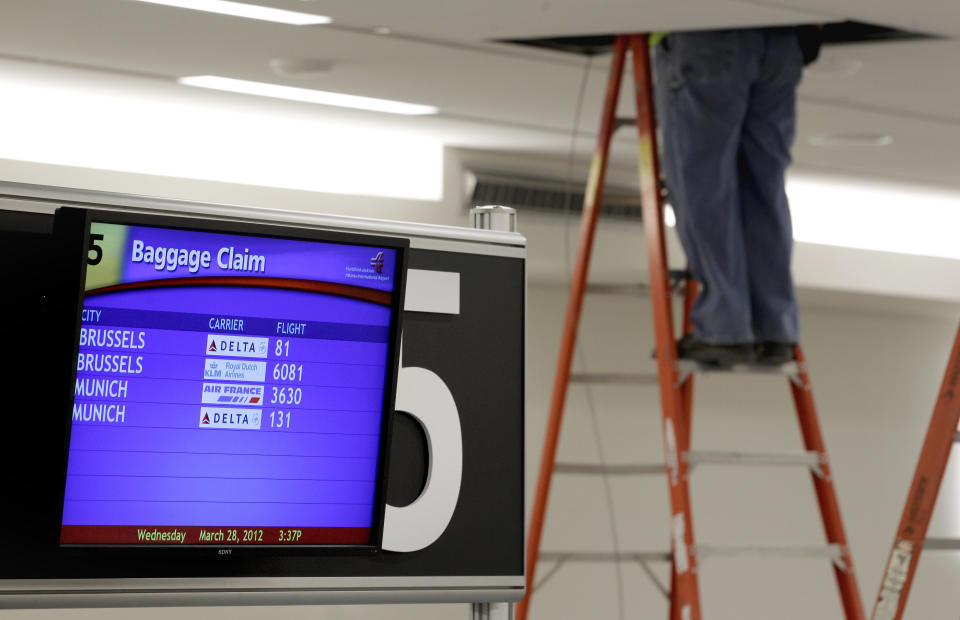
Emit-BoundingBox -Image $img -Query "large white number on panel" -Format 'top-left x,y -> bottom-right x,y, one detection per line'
382,341 -> 463,553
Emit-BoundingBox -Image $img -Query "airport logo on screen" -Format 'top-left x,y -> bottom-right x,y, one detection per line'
370,251 -> 385,274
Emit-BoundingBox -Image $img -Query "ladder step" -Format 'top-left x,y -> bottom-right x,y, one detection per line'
924,538 -> 960,550
539,551 -> 672,563
569,372 -> 659,385
586,272 -> 690,297
676,359 -> 800,377
554,462 -> 666,475
540,546 -> 844,563
585,282 -> 651,296
683,450 -> 823,470
697,543 -> 844,563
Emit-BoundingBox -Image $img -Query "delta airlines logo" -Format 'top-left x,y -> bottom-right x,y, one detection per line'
370,251 -> 384,274
205,334 -> 269,358
198,407 -> 262,430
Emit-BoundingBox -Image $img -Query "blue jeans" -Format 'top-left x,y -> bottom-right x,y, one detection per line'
655,28 -> 802,344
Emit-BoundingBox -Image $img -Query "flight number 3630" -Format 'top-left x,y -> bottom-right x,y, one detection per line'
270,386 -> 302,405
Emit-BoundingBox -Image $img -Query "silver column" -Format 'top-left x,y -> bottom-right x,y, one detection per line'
471,205 -> 518,233
470,602 -> 513,620
468,204 -> 517,620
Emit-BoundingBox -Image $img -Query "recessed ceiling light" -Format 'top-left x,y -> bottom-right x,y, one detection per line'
131,0 -> 331,25
809,133 -> 894,148
373,26 -> 392,35
178,75 -> 438,115
269,58 -> 333,79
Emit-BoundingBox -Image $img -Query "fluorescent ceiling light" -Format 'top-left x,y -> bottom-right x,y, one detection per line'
179,75 -> 438,116
0,60 -> 443,201
131,0 -> 331,25
788,174 -> 960,260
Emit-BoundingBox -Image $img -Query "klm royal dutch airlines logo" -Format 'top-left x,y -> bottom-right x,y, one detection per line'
370,251 -> 384,274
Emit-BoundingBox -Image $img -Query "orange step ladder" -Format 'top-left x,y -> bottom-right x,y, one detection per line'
872,325 -> 960,619
516,34 -> 866,620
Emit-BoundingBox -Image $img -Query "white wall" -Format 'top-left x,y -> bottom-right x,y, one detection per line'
524,282 -> 960,620
5,148 -> 960,620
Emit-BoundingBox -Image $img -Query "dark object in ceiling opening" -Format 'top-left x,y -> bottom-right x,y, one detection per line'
503,21 -> 937,57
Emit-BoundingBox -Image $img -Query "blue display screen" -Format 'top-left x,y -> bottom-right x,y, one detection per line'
61,222 -> 400,546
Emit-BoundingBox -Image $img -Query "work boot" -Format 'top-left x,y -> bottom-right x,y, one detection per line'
755,341 -> 796,365
676,335 -> 755,367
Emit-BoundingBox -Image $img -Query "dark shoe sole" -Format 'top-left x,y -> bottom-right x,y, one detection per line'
677,337 -> 755,367
755,342 -> 796,365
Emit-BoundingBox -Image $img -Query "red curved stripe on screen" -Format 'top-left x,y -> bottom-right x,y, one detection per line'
86,276 -> 392,306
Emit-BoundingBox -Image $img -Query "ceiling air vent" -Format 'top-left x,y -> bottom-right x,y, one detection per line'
468,170 -> 643,219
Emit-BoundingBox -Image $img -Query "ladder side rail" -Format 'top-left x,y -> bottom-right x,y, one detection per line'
790,347 -> 867,620
871,323 -> 960,620
628,35 -> 702,620
516,36 -> 630,620
678,279 -> 698,444
671,279 -> 698,620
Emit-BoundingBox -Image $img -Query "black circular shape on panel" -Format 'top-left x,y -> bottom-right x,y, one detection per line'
385,411 -> 429,508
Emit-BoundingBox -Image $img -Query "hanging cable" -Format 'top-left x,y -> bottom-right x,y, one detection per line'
560,52 -> 626,620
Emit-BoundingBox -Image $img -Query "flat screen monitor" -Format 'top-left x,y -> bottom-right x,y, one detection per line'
56,208 -> 407,550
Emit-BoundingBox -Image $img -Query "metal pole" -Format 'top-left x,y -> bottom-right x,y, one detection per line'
469,204 -> 517,620
471,204 -> 517,233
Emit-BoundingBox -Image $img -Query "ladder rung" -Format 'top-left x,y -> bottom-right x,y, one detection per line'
586,282 -> 651,296
924,537 -> 960,550
683,450 -> 823,470
676,359 -> 800,377
554,462 -> 666,475
539,551 -> 672,563
569,372 -> 659,385
697,543 -> 844,563
614,117 -> 636,130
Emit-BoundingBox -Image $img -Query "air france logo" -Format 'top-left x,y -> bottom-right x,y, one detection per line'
201,382 -> 264,405
370,251 -> 384,274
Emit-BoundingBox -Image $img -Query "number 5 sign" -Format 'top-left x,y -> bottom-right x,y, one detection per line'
383,269 -> 464,553
383,336 -> 463,552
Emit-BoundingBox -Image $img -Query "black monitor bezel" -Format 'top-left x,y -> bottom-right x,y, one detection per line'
53,206 -> 407,559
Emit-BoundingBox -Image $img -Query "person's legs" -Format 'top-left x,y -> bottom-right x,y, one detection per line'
654,30 -> 761,347
738,30 -> 803,350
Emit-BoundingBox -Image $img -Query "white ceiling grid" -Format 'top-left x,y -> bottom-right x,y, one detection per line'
0,0 -> 957,189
